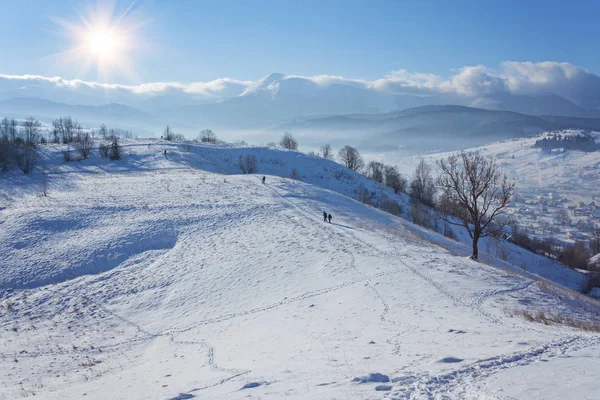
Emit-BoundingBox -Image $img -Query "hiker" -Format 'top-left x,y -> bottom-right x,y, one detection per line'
262,176 -> 266,184
164,150 -> 167,156
323,211 -> 328,222
328,213 -> 332,223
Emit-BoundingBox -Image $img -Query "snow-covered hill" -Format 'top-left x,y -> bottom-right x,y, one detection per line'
1,141 -> 599,399
391,130 -> 600,246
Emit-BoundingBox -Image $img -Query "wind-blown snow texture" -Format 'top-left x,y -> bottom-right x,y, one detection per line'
1,140 -> 599,399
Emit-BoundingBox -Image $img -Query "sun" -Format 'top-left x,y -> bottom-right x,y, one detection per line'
86,28 -> 121,59
50,1 -> 148,82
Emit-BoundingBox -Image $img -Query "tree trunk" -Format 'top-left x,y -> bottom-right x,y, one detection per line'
472,232 -> 480,260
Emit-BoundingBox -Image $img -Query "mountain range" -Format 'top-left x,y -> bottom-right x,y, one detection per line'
1,73 -> 600,149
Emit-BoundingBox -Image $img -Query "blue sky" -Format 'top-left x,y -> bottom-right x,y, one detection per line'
0,0 -> 598,84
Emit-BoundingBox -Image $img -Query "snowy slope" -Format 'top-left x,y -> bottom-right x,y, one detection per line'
1,141 -> 600,400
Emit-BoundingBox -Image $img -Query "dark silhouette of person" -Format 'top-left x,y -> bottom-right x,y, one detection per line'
323,211 -> 328,222
164,150 -> 167,156
262,176 -> 266,184
328,213 -> 332,223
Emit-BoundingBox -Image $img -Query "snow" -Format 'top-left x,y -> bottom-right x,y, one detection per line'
1,139 -> 600,399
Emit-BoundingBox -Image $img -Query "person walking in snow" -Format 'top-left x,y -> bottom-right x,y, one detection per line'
164,150 -> 167,157
262,176 -> 266,184
323,211 -> 328,222
328,213 -> 332,223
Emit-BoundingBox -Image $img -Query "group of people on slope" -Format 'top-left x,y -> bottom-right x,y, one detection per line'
323,211 -> 332,223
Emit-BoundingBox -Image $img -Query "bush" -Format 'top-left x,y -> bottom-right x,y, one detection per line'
15,146 -> 39,174
74,131 -> 94,159
411,203 -> 431,228
98,143 -> 110,158
380,196 -> 402,216
63,148 -> 72,162
355,184 -> 375,205
238,154 -> 259,174
290,168 -> 300,180
558,241 -> 591,269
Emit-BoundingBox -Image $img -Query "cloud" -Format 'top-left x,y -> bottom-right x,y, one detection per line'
0,61 -> 598,109
0,74 -> 252,107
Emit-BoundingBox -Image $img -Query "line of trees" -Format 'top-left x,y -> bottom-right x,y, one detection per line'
0,116 -> 129,175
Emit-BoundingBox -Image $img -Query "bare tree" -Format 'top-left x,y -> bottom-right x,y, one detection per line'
384,165 -> 407,193
280,132 -> 298,150
436,151 -> 515,260
410,159 -> 436,206
164,125 -> 175,141
366,161 -> 385,183
320,144 -> 333,160
9,118 -> 18,143
0,137 -> 10,172
98,123 -> 108,139
337,145 -> 364,172
74,131 -> 95,159
15,146 -> 39,174
199,129 -> 217,143
22,117 -> 41,146
0,118 -> 9,141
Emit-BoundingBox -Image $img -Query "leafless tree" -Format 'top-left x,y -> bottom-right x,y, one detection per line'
436,151 -> 515,260
199,129 -> 217,143
22,117 -> 41,146
164,125 -> 175,141
384,165 -> 407,193
320,144 -> 333,160
74,131 -> 95,159
410,159 -> 436,206
0,118 -> 9,141
366,161 -> 385,183
98,123 -> 108,139
15,146 -> 39,174
0,137 -> 10,172
9,118 -> 18,143
279,132 -> 298,150
337,145 -> 364,172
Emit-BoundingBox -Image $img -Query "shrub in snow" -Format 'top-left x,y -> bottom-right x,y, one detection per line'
74,131 -> 95,160
238,154 -> 259,174
380,196 -> 403,216
290,168 -> 300,180
98,143 -> 110,158
15,146 -> 39,174
411,202 -> 431,228
355,184 -> 375,205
